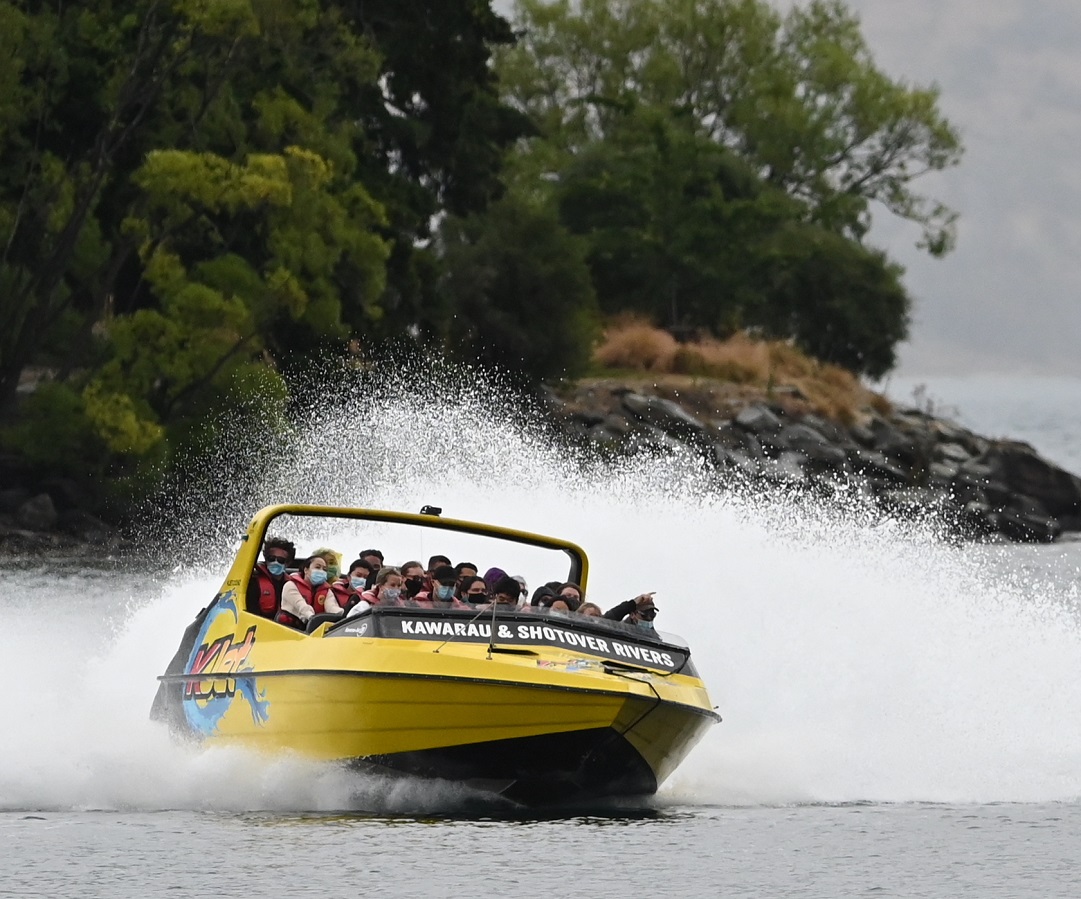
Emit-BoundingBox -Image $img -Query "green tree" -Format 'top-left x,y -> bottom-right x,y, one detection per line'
501,0 -> 961,255
439,195 -> 600,380
555,111 -> 794,333
758,224 -> 910,377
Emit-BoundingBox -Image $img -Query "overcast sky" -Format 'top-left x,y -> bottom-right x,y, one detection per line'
790,0 -> 1081,376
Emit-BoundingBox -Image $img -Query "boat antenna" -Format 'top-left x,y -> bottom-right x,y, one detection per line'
431,603 -> 494,654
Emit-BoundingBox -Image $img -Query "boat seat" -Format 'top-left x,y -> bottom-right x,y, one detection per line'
306,613 -> 344,634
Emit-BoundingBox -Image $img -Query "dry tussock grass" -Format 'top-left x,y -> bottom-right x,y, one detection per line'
594,317 -> 890,422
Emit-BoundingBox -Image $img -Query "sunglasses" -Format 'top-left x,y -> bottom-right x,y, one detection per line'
638,608 -> 657,621
266,555 -> 289,564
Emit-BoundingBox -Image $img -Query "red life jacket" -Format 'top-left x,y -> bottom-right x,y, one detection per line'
285,572 -> 331,614
251,563 -> 283,617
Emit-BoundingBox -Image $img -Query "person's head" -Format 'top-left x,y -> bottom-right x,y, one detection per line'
430,565 -> 458,603
460,575 -> 489,603
346,559 -> 373,592
493,575 -> 522,606
400,560 -> 426,596
312,547 -> 341,580
578,602 -> 603,618
557,582 -> 583,605
531,585 -> 556,607
483,567 -> 507,592
630,597 -> 659,630
359,548 -> 384,570
512,575 -> 527,599
427,554 -> 451,573
374,566 -> 403,600
549,599 -> 570,613
301,555 -> 329,587
454,561 -> 478,582
262,537 -> 295,577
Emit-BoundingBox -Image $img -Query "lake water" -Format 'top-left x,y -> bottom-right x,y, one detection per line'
3,373 -> 1081,897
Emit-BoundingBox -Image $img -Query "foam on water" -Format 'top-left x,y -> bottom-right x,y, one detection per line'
3,371 -> 1081,812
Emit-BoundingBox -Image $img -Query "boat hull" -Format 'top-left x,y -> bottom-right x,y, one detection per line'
153,592 -> 718,805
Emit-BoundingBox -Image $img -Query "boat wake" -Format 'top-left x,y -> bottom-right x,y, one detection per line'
2,370 -> 1081,813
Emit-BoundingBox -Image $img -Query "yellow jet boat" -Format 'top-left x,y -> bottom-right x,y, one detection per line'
151,504 -> 719,805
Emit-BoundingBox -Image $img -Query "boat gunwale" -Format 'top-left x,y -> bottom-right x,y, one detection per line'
154,667 -> 721,721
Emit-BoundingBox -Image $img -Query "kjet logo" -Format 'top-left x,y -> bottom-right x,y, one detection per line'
182,592 -> 270,734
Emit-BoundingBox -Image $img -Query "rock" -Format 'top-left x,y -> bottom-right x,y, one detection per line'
16,493 -> 58,531
777,423 -> 848,467
935,442 -> 972,465
57,510 -> 119,544
757,452 -> 807,486
979,441 -> 1081,519
713,446 -> 758,479
621,393 -> 706,441
734,403 -> 784,436
847,448 -> 909,485
928,461 -> 960,483
869,416 -> 920,464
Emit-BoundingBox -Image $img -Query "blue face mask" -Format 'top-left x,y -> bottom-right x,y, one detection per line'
309,569 -> 328,586
267,561 -> 286,577
350,577 -> 366,590
635,619 -> 655,631
381,587 -> 401,603
435,584 -> 455,600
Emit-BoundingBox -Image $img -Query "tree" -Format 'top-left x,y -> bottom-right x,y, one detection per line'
500,0 -> 962,255
757,224 -> 910,377
555,110 -> 795,332
439,194 -> 600,381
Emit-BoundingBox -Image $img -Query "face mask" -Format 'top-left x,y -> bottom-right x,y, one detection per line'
327,566 -> 340,580
267,561 -> 286,577
435,585 -> 455,600
350,577 -> 366,590
635,619 -> 654,631
381,587 -> 401,603
309,569 -> 328,586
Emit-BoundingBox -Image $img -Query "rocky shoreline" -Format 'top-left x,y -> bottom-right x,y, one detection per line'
545,377 -> 1081,543
3,376 -> 1079,553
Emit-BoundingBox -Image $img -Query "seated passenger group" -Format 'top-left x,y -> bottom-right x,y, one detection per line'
247,536 -> 660,632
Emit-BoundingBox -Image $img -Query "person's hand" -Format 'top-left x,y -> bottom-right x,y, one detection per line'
634,592 -> 655,608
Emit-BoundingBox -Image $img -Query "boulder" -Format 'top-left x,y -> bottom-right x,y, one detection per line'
0,488 -> 31,514
16,493 -> 58,531
935,442 -> 973,465
621,393 -> 706,442
847,448 -> 909,485
777,423 -> 848,467
979,441 -> 1081,519
734,403 -> 784,436
57,510 -> 119,544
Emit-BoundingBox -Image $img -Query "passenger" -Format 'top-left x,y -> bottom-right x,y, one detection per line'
359,548 -> 385,572
277,556 -> 339,627
603,593 -> 659,631
548,598 -> 572,616
578,602 -> 604,618
512,575 -> 528,604
460,575 -> 489,604
427,554 -> 451,574
360,566 -> 404,606
483,566 -> 507,594
246,536 -> 295,618
333,558 -> 374,613
400,560 -> 427,601
312,547 -> 342,581
414,565 -> 466,609
530,585 -> 556,607
491,575 -> 523,608
557,582 -> 584,606
454,561 -> 478,583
